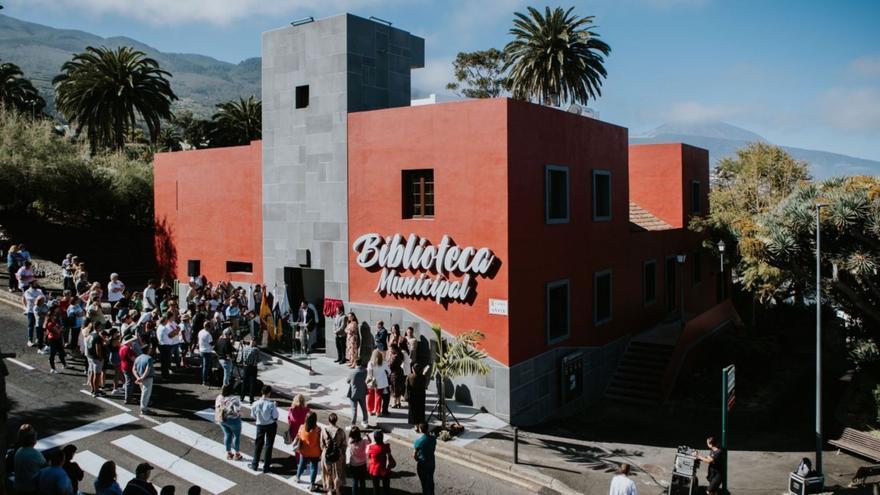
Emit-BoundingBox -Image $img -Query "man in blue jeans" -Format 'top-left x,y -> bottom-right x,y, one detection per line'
413,423 -> 436,495
250,385 -> 279,473
347,359 -> 369,429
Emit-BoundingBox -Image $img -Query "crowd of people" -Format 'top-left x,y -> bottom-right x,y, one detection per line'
8,252 -> 441,494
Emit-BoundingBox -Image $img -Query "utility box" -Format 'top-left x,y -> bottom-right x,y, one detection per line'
789,473 -> 824,495
669,447 -> 701,495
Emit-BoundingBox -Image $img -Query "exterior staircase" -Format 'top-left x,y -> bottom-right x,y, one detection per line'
605,340 -> 674,405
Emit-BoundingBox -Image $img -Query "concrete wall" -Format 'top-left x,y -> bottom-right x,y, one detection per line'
154,141 -> 263,284
261,14 -> 424,300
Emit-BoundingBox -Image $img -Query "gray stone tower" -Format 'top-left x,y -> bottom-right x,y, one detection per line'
261,14 -> 424,302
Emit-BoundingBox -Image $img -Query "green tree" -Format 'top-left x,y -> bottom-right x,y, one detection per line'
760,177 -> 880,336
503,6 -> 610,106
431,325 -> 491,431
0,61 -> 45,116
208,95 -> 261,147
170,109 -> 211,149
156,126 -> 183,152
691,142 -> 812,301
446,49 -> 508,99
53,46 -> 178,153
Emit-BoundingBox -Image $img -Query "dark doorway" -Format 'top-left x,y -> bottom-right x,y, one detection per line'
665,257 -> 677,313
283,267 -> 325,351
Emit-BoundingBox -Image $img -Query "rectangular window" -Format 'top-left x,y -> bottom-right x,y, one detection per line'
295,85 -> 309,109
691,181 -> 701,214
692,252 -> 702,285
226,261 -> 253,273
402,169 -> 434,219
593,170 -> 612,221
594,269 -> 612,325
545,165 -> 569,223
643,260 -> 657,305
546,280 -> 570,343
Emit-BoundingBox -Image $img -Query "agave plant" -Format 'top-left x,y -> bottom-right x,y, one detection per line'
431,325 -> 490,430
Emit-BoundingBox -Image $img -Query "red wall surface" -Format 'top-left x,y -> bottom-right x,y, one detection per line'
629,143 -> 686,228
154,141 -> 263,285
348,99 -> 512,364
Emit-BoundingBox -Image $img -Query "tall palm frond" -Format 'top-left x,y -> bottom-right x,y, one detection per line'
503,6 -> 611,106
53,46 -> 177,153
209,95 -> 261,147
0,61 -> 45,115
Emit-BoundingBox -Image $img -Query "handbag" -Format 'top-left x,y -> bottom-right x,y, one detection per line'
366,368 -> 377,388
214,399 -> 227,422
386,451 -> 397,470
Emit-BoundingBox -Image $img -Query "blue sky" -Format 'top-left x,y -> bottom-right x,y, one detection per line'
6,0 -> 880,160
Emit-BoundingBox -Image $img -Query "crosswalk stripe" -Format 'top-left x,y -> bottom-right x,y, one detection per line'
7,358 -> 35,370
76,450 -> 157,492
196,409 -> 290,452
112,435 -> 236,494
36,413 -> 139,451
152,422 -> 257,475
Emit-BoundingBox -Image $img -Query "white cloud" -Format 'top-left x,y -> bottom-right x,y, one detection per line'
11,0 -> 394,26
821,87 -> 880,131
412,56 -> 455,98
665,101 -> 748,123
849,56 -> 880,78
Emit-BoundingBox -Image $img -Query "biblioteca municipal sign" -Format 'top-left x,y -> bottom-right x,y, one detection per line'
353,233 -> 496,304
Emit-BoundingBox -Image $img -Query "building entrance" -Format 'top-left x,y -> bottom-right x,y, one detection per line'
283,267 -> 325,352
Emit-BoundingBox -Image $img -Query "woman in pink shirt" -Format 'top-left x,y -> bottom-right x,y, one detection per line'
287,394 -> 310,463
347,426 -> 369,494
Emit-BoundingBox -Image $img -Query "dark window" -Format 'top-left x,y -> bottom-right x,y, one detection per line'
692,252 -> 702,285
546,280 -> 570,343
402,169 -> 434,218
593,170 -> 612,221
226,261 -> 253,273
295,85 -> 309,109
594,270 -> 612,325
643,260 -> 656,305
545,165 -> 569,223
691,181 -> 701,214
666,257 -> 677,312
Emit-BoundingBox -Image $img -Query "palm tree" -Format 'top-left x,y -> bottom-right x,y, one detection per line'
503,6 -> 611,107
0,61 -> 46,116
430,325 -> 490,431
208,95 -> 261,147
53,46 -> 177,153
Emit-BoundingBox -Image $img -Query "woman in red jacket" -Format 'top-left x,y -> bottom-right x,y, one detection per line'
366,430 -> 393,494
45,306 -> 67,373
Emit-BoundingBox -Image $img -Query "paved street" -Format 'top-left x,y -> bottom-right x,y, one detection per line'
0,301 -> 533,495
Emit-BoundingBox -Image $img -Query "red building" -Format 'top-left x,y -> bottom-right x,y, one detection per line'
153,14 -> 736,425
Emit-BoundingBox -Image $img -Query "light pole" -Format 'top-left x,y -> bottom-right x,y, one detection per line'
676,254 -> 687,321
815,203 -> 829,476
718,240 -> 726,272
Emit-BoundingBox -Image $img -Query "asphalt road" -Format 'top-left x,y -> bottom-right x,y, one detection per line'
0,300 -> 532,495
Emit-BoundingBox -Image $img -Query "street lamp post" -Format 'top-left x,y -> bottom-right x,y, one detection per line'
815,203 -> 829,476
718,240 -> 726,272
676,254 -> 687,321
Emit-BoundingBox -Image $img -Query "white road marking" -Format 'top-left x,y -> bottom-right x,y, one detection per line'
76,450 -> 157,491
79,389 -> 131,412
152,422 -> 257,475
196,409 -> 289,452
36,413 -> 139,451
112,435 -> 236,494
7,358 -> 35,370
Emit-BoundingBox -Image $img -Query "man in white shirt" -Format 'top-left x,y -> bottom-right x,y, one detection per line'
142,279 -> 157,311
609,463 -> 637,495
22,282 -> 44,347
107,273 -> 125,303
197,325 -> 214,386
156,314 -> 179,379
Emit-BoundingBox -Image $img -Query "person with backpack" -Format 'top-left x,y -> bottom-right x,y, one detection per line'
294,411 -> 321,490
367,430 -> 394,495
320,412 -> 346,494
214,383 -> 243,461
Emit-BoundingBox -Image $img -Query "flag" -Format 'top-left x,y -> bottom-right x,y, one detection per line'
260,289 -> 276,342
246,285 -> 255,312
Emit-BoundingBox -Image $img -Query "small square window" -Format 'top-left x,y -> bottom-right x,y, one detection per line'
402,169 -> 434,219
546,279 -> 570,343
226,261 -> 253,273
593,170 -> 611,221
546,165 -> 569,223
691,181 -> 701,214
643,260 -> 657,305
295,85 -> 309,109
594,269 -> 612,325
